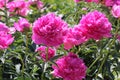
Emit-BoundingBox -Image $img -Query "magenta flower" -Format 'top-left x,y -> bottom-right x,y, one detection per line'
32,13 -> 68,46
0,0 -> 5,8
0,23 -> 14,50
7,0 -> 29,16
79,10 -> 112,40
64,27 -> 88,50
52,52 -> 87,80
0,32 -> 14,50
115,0 -> 120,5
112,4 -> 120,18
36,46 -> 55,61
14,18 -> 30,32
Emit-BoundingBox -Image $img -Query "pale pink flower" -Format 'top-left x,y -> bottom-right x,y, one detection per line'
52,52 -> 87,80
64,27 -> 88,50
37,0 -> 43,9
74,0 -> 81,3
8,27 -> 16,34
36,46 -> 55,61
32,13 -> 68,46
28,0 -> 43,9
7,0 -> 29,16
82,7 -> 87,11
111,4 -> 120,18
79,10 -> 112,40
14,18 -> 30,32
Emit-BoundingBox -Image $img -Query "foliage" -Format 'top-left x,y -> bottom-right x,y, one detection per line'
0,0 -> 120,80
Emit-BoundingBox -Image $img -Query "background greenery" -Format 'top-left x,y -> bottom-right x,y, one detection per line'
0,0 -> 120,80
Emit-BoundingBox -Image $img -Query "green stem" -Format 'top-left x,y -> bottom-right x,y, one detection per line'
88,39 -> 110,71
4,0 -> 9,26
41,47 -> 49,80
88,55 -> 101,71
0,65 -> 2,80
41,62 -> 47,80
95,19 -> 120,78
20,55 -> 25,79
25,32 -> 29,51
46,47 -> 49,61
0,50 -> 3,80
95,38 -> 116,79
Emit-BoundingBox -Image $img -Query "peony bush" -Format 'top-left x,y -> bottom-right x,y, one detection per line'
0,0 -> 120,80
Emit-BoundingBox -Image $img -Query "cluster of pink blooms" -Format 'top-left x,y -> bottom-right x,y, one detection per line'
32,13 -> 68,47
64,10 -> 112,49
14,18 -> 30,32
36,46 -> 55,61
0,22 -> 14,50
102,0 -> 120,18
0,0 -> 43,16
0,0 -> 114,79
32,11 -> 112,50
7,0 -> 29,16
73,0 -> 120,18
52,52 -> 87,80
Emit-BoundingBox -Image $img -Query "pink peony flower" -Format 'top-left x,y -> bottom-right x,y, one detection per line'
14,18 -> 30,32
36,46 -> 55,61
0,22 -> 14,50
0,32 -> 14,50
7,0 -> 29,16
111,4 -> 120,18
32,13 -> 68,46
52,52 -> 87,80
0,22 -> 9,32
79,10 -> 112,40
64,27 -> 88,50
